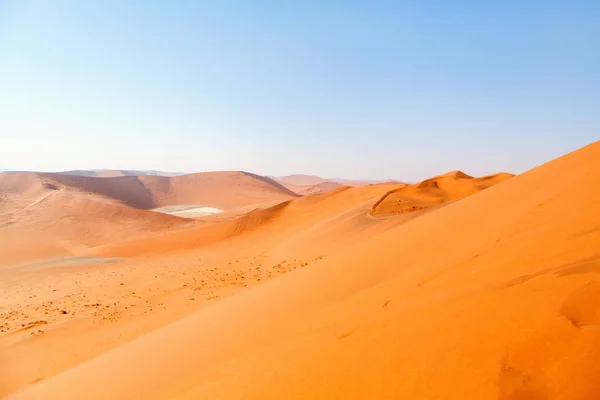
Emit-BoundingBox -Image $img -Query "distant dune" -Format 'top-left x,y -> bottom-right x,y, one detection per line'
58,169 -> 184,178
0,173 -> 192,267
277,180 -> 346,195
271,174 -> 331,186
272,174 -> 398,187
3,141 -> 600,400
0,170 -> 298,266
0,170 -> 299,210
272,174 -> 399,195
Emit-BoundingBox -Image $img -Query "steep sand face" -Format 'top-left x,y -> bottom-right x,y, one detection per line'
38,173 -> 158,209
6,141 -> 599,399
370,171 -> 513,217
35,170 -> 299,210
138,171 -> 299,209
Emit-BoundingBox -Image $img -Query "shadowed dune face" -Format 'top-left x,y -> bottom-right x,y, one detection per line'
3,141 -> 600,400
26,170 -> 299,210
141,171 -> 300,209
0,170 -> 298,266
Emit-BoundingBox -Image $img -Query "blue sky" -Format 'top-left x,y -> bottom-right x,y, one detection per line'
0,1 -> 598,181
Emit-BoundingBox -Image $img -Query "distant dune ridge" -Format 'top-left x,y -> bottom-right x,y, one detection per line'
271,174 -> 400,195
0,170 -> 299,266
3,141 -> 600,400
272,173 -> 398,187
58,169 -> 184,178
0,170 -> 298,210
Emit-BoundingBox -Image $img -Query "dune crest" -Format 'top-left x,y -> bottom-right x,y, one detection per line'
370,171 -> 513,217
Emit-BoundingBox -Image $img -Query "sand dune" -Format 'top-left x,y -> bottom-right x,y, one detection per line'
137,171 -> 299,209
94,182 -> 406,259
23,170 -> 299,210
272,174 -> 347,195
370,171 -> 513,217
3,142 -> 599,399
0,186 -> 192,267
272,174 -> 395,188
271,174 -> 331,186
0,171 -> 297,266
277,180 -> 345,196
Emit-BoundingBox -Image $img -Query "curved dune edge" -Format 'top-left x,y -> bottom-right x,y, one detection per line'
0,170 -> 299,211
6,141 -> 600,399
369,171 -> 514,218
93,182 -> 404,259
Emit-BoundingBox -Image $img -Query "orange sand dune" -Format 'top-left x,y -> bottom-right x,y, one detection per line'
370,170 -> 513,217
95,182 -> 405,259
8,142 -> 599,399
0,182 -> 193,266
1,180 -> 405,395
138,171 -> 299,209
35,170 -> 299,210
0,171 -> 298,265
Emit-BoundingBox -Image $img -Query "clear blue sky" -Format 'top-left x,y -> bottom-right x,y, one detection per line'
1,1 -> 598,181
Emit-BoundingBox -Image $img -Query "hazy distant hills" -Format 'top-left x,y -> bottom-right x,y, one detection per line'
1,170 -> 399,194
0,169 -> 184,177
0,169 -> 401,196
59,169 -> 185,178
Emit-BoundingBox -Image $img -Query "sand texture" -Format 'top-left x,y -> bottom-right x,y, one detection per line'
2,141 -> 599,399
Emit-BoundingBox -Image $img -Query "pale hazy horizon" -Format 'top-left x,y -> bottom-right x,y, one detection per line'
1,1 -> 598,181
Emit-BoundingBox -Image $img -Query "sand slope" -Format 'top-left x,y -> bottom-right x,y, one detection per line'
370,171 -> 513,217
18,170 -> 299,210
137,171 -> 299,209
0,174 -> 193,266
94,182 -> 407,259
8,142 -> 600,399
0,170 -> 296,266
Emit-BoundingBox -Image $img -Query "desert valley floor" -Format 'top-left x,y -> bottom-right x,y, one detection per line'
1,141 -> 599,399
